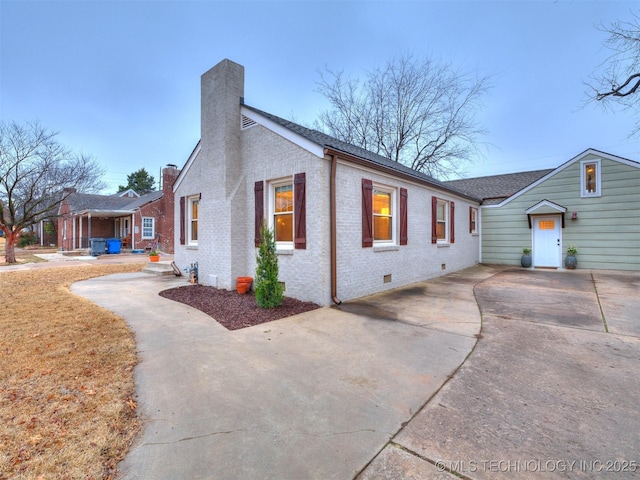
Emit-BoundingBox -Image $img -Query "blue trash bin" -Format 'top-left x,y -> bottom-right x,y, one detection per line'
91,238 -> 107,256
106,238 -> 122,254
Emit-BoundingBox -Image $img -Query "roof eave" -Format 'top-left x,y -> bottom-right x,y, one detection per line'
323,147 -> 481,203
76,209 -> 135,217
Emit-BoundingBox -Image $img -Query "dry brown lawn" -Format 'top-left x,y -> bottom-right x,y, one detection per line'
0,247 -> 146,479
0,237 -> 53,267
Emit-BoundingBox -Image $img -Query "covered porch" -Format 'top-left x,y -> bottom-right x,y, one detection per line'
60,209 -> 134,252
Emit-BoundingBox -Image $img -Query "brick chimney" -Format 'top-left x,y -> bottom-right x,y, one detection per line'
162,165 -> 179,195
159,166 -> 179,253
199,59 -> 247,288
201,59 -> 244,191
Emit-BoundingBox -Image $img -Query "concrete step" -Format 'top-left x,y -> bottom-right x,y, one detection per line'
142,261 -> 176,276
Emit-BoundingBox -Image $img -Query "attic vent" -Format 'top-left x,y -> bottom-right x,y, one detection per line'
241,115 -> 257,130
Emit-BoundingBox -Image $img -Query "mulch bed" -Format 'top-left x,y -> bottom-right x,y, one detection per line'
159,284 -> 321,330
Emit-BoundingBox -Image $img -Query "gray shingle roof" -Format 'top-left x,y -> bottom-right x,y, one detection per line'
244,105 -> 480,201
444,169 -> 554,205
125,191 -> 163,209
66,190 -> 163,213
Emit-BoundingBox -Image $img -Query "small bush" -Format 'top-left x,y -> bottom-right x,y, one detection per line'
254,223 -> 284,309
19,231 -> 39,247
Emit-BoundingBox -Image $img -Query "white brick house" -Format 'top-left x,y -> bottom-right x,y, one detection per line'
173,59 -> 481,306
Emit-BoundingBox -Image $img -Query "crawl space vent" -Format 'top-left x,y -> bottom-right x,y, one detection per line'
241,115 -> 257,130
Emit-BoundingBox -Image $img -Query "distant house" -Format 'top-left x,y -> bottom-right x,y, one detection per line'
33,219 -> 58,247
447,149 -> 640,271
173,59 -> 482,306
58,166 -> 178,253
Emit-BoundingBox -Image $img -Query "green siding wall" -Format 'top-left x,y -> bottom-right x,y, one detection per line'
482,155 -> 640,271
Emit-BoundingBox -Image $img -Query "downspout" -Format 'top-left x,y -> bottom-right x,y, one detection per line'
329,153 -> 342,305
478,206 -> 482,263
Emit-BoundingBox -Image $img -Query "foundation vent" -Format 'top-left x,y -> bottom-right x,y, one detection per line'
241,114 -> 257,130
383,274 -> 392,283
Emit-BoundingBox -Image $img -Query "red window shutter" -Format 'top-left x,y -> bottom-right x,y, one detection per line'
294,172 -> 306,249
254,181 -> 264,247
431,196 -> 437,244
450,201 -> 455,244
469,206 -> 473,233
179,196 -> 185,245
362,178 -> 373,247
400,188 -> 408,245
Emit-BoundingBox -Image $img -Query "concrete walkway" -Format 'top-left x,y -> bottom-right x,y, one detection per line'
71,265 -> 501,479
0,252 -> 162,272
70,266 -> 640,479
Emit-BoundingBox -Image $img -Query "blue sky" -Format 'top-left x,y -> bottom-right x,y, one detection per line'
2,0 -> 638,193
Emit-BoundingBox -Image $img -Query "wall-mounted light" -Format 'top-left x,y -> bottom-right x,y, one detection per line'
571,212 -> 578,220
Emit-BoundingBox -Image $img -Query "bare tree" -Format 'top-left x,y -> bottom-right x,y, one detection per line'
586,11 -> 640,136
316,53 -> 490,179
0,121 -> 105,263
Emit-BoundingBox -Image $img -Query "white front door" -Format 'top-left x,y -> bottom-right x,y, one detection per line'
533,215 -> 561,267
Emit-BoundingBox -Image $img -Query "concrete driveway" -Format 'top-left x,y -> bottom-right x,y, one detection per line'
360,269 -> 640,479
71,266 -> 640,479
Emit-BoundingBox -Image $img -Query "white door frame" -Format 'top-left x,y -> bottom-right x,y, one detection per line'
532,215 -> 562,268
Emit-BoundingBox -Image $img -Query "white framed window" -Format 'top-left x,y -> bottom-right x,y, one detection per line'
188,195 -> 199,245
470,207 -> 478,234
581,159 -> 601,197
270,179 -> 294,247
373,186 -> 395,244
437,199 -> 449,243
142,217 -> 155,239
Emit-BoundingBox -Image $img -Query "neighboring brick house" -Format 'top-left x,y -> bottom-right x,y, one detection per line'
58,166 -> 178,253
173,59 -> 482,306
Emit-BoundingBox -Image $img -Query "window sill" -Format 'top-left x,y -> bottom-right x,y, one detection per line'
437,243 -> 450,248
186,245 -> 198,250
276,248 -> 294,256
374,245 -> 399,252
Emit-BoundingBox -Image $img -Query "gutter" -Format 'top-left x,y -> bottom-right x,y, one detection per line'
329,153 -> 342,305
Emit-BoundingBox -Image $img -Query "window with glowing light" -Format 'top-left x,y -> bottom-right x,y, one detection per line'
436,199 -> 448,242
373,189 -> 393,241
188,196 -> 199,244
273,183 -> 293,243
470,207 -> 478,234
580,159 -> 601,197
